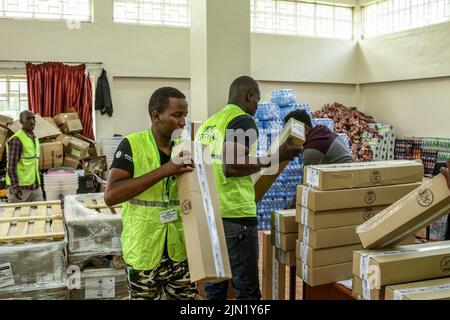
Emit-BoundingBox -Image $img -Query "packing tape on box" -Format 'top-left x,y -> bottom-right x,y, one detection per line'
275,231 -> 281,248
393,283 -> 450,300
272,247 -> 278,300
301,206 -> 308,226
275,213 -> 280,230
300,242 -> 308,262
291,122 -> 305,138
306,169 -> 319,188
303,227 -> 309,246
302,262 -> 308,283
279,250 -> 285,263
301,187 -> 310,209
194,143 -> 225,278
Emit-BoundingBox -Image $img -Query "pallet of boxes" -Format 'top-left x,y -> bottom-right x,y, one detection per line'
296,160 -> 424,289
64,193 -> 127,300
0,201 -> 69,299
353,173 -> 450,300
255,118 -> 306,300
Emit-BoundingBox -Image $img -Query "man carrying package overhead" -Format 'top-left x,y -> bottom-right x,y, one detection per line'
196,76 -> 302,300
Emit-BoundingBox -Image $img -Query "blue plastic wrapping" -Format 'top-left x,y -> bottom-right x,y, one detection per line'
270,89 -> 297,107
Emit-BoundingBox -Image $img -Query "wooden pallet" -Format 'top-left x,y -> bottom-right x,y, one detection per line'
79,195 -> 121,215
0,200 -> 65,244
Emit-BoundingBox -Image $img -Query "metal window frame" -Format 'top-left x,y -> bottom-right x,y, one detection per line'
0,76 -> 28,120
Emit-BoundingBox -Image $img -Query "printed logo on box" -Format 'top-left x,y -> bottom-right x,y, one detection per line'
364,191 -> 376,205
363,207 -> 375,221
440,256 -> 450,273
370,170 -> 381,184
417,189 -> 434,207
181,200 -> 192,215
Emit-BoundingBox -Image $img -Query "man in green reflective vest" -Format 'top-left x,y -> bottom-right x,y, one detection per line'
6,110 -> 43,203
104,87 -> 198,300
196,76 -> 302,300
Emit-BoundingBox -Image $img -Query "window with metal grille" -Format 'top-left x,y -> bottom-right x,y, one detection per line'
362,0 -> 450,38
113,0 -> 190,27
0,77 -> 28,120
251,0 -> 353,39
0,0 -> 91,21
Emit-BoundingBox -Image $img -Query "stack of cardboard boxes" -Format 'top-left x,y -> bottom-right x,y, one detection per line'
271,210 -> 297,268
262,230 -> 286,300
352,173 -> 450,300
295,160 -> 424,287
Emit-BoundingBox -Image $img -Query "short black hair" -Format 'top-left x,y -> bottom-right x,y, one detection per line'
284,109 -> 312,127
228,76 -> 259,99
148,87 -> 186,116
19,110 -> 34,122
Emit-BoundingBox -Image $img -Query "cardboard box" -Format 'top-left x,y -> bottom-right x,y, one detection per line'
385,277 -> 450,300
0,126 -> 8,161
73,133 -> 97,156
353,241 -> 450,295
56,135 -> 90,160
253,118 -> 305,202
296,205 -> 389,230
39,141 -> 64,170
271,209 -> 297,233
297,182 -> 421,212
53,112 -> 79,126
81,156 -> 107,175
275,248 -> 296,267
44,117 -> 59,129
357,174 -> 450,248
61,119 -> 83,133
173,140 -> 231,283
8,115 -> 61,140
271,229 -> 297,251
296,259 -> 353,287
303,160 -> 424,191
298,224 -> 360,249
261,231 -> 286,300
64,155 -> 80,169
353,276 -> 384,300
296,240 -> 362,267
0,115 -> 13,128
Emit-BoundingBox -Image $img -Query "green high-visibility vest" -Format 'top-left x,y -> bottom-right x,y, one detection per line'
196,104 -> 257,218
6,129 -> 40,187
120,130 -> 186,271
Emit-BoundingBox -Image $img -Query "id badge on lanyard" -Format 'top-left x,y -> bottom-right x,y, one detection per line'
160,177 -> 178,224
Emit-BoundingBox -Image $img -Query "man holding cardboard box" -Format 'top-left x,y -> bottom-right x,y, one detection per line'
196,76 -> 302,300
104,87 -> 198,300
6,110 -> 43,203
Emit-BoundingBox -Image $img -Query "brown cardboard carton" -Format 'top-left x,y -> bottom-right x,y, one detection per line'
253,118 -> 305,202
39,141 -> 64,170
357,174 -> 450,248
261,231 -> 286,300
81,156 -> 107,175
353,241 -> 450,299
8,115 -> 61,139
73,133 -> 97,156
353,276 -> 384,300
296,259 -> 353,287
296,240 -> 362,267
0,115 -> 13,128
60,119 -> 83,133
173,140 -> 231,283
56,135 -> 90,160
296,205 -> 389,230
275,248 -> 296,267
64,155 -> 80,169
385,277 -> 450,300
53,112 -> 79,126
303,160 -> 424,191
271,209 -> 297,233
0,126 -> 8,160
43,117 -> 59,129
298,224 -> 360,249
297,183 -> 421,212
271,229 -> 297,251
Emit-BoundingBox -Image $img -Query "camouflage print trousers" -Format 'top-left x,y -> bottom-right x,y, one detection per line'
126,255 -> 198,300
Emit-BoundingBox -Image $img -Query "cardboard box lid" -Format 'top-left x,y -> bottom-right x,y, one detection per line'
0,115 -> 13,127
297,239 -> 362,268
297,182 -> 422,212
385,277 -> 450,300
271,209 -> 297,233
8,115 -> 61,140
53,112 -> 80,126
357,174 -> 450,249
298,223 -> 360,249
304,160 -> 424,191
297,204 -> 389,230
61,119 -> 83,133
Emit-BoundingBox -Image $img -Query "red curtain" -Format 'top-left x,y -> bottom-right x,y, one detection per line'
26,62 -> 94,139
